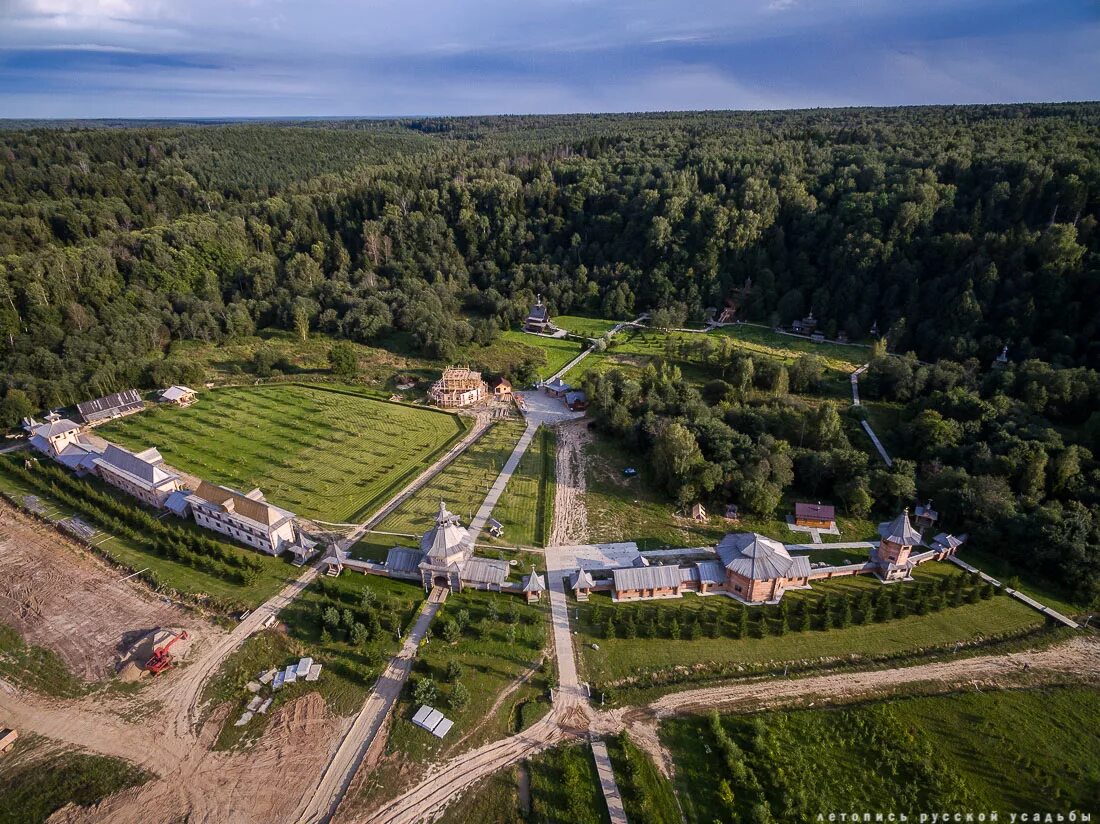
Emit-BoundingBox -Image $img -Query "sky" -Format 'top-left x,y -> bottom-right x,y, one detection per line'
0,0 -> 1097,118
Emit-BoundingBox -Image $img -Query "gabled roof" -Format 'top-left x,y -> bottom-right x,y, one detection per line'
932,532 -> 965,550
544,377 -> 570,391
795,502 -> 835,521
420,500 -> 470,560
164,490 -> 191,516
95,443 -> 178,488
696,560 -> 726,585
191,480 -> 289,526
612,564 -> 682,591
878,509 -> 921,546
565,390 -> 588,405
461,558 -> 508,586
386,546 -> 423,574
527,302 -> 549,321
716,533 -> 811,581
521,570 -> 546,592
160,385 -> 196,401
32,419 -> 80,439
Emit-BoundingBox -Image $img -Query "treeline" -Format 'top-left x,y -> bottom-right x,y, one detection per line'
583,361 -> 916,517
2,104 -> 1099,412
861,351 -> 1100,603
3,455 -> 266,584
589,571 -> 996,642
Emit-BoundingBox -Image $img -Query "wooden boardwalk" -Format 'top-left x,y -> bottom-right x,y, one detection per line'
590,738 -> 629,824
948,556 -> 1080,629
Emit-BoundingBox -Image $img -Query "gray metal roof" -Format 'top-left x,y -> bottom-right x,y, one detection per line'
386,547 -> 423,574
461,557 -> 508,586
611,564 -> 682,591
96,443 -> 177,487
572,569 -> 595,589
421,501 -> 470,560
932,532 -> 964,550
160,385 -> 196,401
165,490 -> 191,516
696,560 -> 726,585
32,419 -> 80,438
878,509 -> 921,545
716,533 -> 811,581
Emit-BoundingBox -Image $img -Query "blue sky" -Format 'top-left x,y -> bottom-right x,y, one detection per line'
0,0 -> 1097,118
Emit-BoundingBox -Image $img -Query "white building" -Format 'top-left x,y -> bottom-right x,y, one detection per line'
92,444 -> 182,508
25,417 -> 102,472
187,480 -> 300,555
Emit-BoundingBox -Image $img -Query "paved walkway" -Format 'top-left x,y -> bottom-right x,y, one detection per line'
545,316 -> 643,383
296,592 -> 445,824
0,441 -> 28,454
590,738 -> 629,824
466,420 -> 539,543
948,556 -> 1080,629
341,413 -> 491,549
543,546 -> 584,706
850,364 -> 893,467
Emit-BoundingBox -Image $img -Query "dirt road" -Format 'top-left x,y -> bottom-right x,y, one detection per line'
361,715 -> 570,824
351,636 -> 1100,823
296,596 -> 443,824
548,419 -> 590,547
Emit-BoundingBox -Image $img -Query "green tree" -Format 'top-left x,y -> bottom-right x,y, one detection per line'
327,341 -> 358,378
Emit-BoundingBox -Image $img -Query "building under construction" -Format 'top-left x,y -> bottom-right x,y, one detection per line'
428,367 -> 488,408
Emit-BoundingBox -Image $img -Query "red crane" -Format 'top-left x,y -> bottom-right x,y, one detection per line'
146,630 -> 189,676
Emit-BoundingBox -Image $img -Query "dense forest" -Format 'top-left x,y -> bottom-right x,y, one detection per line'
2,106 -> 1099,602
2,105 -> 1099,412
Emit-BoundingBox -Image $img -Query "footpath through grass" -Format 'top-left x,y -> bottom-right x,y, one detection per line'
605,732 -> 680,824
491,426 -> 556,547
663,686 -> 1100,823
0,734 -> 151,824
100,383 -> 466,523
575,564 -> 1044,697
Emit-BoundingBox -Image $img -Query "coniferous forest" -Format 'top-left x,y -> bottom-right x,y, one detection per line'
2,105 -> 1100,602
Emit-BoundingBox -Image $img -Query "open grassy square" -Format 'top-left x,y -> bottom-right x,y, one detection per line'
372,417 -> 528,539
490,426 -> 556,547
99,383 -> 467,523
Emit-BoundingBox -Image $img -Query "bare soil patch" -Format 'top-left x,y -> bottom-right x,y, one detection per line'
0,500 -> 199,682
549,420 -> 590,547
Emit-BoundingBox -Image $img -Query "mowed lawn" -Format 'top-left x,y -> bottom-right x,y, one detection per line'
373,417 -> 528,538
552,315 -> 622,338
499,330 -> 586,380
576,564 -> 1044,689
100,384 -> 467,523
663,686 -> 1100,822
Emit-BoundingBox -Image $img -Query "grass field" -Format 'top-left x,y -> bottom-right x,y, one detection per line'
373,417 -> 527,539
575,564 -> 1044,692
100,383 -> 467,524
552,315 -> 622,338
203,573 -> 424,748
0,734 -> 151,824
491,427 -> 556,547
0,621 -> 87,698
605,733 -> 680,824
353,586 -> 552,813
433,744 -> 611,824
0,461 -> 292,611
663,686 -> 1100,822
499,330 -> 586,381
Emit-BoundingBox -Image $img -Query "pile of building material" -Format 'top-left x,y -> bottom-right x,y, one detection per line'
236,656 -> 322,726
411,705 -> 454,738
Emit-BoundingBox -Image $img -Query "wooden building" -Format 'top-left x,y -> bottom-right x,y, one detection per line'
914,499 -> 939,530
716,533 -> 812,603
159,385 -> 197,407
791,311 -> 818,335
524,297 -> 551,333
611,564 -> 683,602
521,568 -> 546,603
794,502 -> 835,530
543,377 -> 571,398
565,390 -> 588,411
872,508 -> 922,582
428,367 -> 488,408
77,389 -> 143,424
571,568 -> 595,601
490,377 -> 512,399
